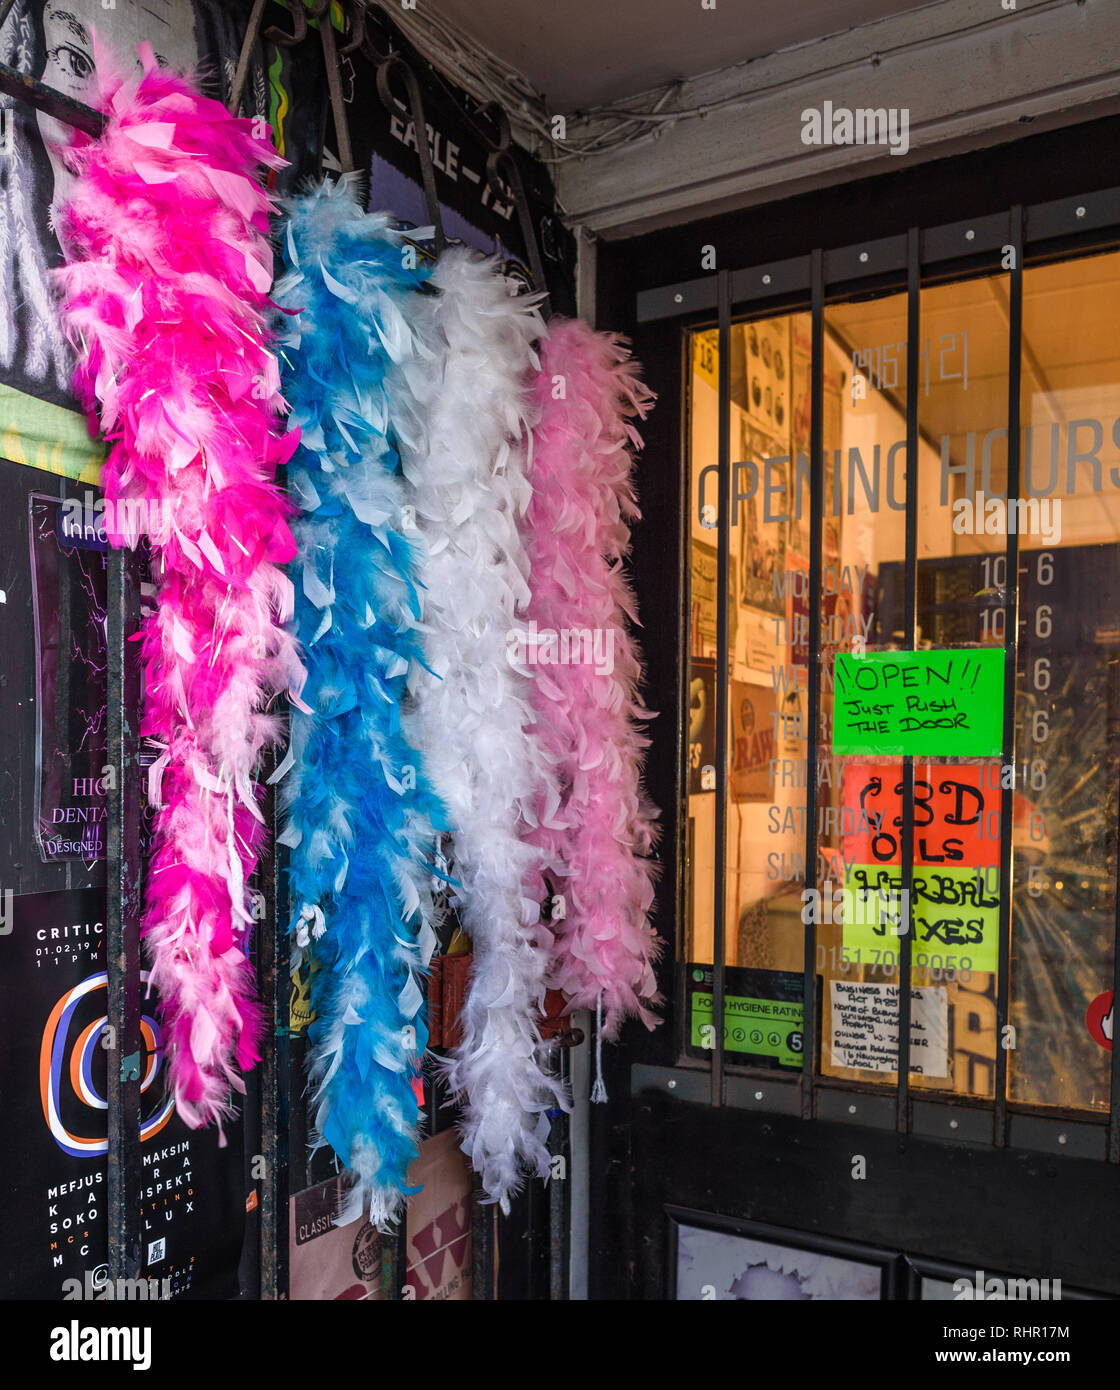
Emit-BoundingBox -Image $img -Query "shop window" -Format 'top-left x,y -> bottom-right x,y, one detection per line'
684,248 -> 1120,1116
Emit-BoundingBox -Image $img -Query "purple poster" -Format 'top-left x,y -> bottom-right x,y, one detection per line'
29,493 -> 109,865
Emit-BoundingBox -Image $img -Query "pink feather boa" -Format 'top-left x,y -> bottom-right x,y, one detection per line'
54,49 -> 304,1127
524,317 -> 662,1038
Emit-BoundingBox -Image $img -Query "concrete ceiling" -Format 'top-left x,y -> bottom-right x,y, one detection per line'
431,0 -> 939,109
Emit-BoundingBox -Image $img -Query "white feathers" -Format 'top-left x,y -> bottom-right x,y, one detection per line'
399,249 -> 568,1210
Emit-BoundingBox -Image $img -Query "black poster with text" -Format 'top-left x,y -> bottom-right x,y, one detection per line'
0,887 -> 245,1300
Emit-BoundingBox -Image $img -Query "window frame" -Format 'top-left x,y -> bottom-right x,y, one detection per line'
639,185 -> 1120,1161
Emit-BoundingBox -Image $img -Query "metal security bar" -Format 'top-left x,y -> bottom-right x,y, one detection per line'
642,182 -> 1120,1159
994,207 -> 1025,1148
801,249 -> 824,1123
105,549 -> 143,1283
895,225 -> 921,1134
710,271 -> 732,1108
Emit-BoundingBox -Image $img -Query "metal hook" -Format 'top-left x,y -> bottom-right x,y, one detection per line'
375,53 -> 446,256
264,0 -> 308,48
360,1 -> 397,65
485,146 -> 550,319
340,1 -> 367,57
470,99 -> 550,316
474,101 -> 512,157
228,0 -> 269,115
310,0 -> 355,174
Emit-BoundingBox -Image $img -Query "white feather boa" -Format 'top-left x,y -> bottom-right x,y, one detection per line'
400,249 -> 567,1209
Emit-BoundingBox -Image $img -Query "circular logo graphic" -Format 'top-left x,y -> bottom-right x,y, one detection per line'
352,1221 -> 382,1281
40,970 -> 174,1157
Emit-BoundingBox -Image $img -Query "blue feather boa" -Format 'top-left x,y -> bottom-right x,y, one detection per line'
275,177 -> 450,1227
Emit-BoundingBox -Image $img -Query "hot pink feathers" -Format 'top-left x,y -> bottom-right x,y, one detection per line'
524,318 -> 662,1038
54,50 -> 304,1126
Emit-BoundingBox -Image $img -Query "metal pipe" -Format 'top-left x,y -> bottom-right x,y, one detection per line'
105,547 -> 143,1283
994,205 -> 1024,1145
896,225 -> 920,1131
709,268 -> 731,1109
801,248 -> 824,1121
0,62 -> 101,135
318,0 -> 355,174
229,0 -> 269,115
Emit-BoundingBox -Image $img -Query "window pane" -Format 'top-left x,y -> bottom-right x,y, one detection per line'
683,248 -> 1120,1114
685,316 -> 812,1063
818,290 -> 912,1085
1008,252 -> 1120,1113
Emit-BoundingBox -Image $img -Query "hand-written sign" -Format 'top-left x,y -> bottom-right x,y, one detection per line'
830,981 -> 948,1076
839,762 -> 1002,973
841,762 -> 1003,870
833,649 -> 1004,757
845,863 -> 999,973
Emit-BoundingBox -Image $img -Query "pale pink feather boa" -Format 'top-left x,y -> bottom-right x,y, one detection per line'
523,317 -> 662,1039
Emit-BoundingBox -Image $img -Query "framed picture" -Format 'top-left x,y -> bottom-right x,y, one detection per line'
669,1208 -> 898,1300
903,1255 -> 1101,1302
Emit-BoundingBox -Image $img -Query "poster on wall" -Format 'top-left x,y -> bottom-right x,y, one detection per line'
673,1215 -> 893,1300
729,681 -> 776,803
0,0 -> 324,472
685,965 -> 806,1068
29,494 -> 109,866
403,1128 -> 472,1301
0,888 -> 246,1299
690,540 -> 718,659
687,659 -> 716,797
289,1176 -> 386,1301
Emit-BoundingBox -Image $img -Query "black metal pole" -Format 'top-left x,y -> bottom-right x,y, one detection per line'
801,249 -> 824,1121
710,267 -> 731,1109
258,748 -> 283,1298
544,1039 -> 570,1300
994,206 -> 1024,1145
229,0 -> 269,114
0,63 -> 101,135
896,227 -> 920,1130
105,547 -> 143,1283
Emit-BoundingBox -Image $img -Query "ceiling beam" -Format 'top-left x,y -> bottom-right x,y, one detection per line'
555,0 -> 1120,239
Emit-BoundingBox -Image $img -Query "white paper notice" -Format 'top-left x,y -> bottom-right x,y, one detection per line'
830,980 -> 948,1077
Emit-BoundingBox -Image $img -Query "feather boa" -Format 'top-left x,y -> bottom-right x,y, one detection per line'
274,178 -> 450,1228
523,318 -> 662,1041
399,249 -> 567,1210
54,50 -> 304,1126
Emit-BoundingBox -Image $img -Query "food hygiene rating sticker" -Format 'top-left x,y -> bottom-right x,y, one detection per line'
687,966 -> 804,1068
